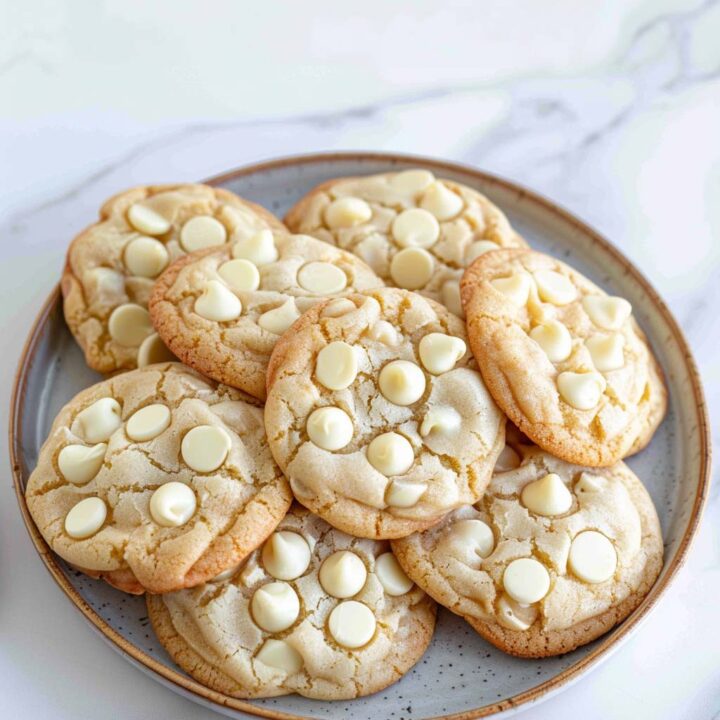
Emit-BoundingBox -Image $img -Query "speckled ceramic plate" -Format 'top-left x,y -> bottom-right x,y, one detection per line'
10,153 -> 710,719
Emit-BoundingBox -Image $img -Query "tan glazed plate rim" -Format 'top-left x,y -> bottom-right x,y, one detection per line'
9,151 -> 712,719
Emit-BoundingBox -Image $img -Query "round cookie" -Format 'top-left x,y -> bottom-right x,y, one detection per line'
146,505 -> 436,700
25,363 -> 292,594
284,169 -> 526,317
264,287 -> 506,539
149,231 -> 384,400
391,443 -> 663,658
62,184 -> 285,374
461,248 -> 667,467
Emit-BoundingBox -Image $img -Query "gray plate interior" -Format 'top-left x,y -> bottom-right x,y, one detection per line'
16,156 -> 699,719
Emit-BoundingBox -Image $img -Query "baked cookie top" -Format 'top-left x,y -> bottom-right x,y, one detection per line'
284,169 -> 525,317
25,363 -> 292,594
391,443 -> 663,658
461,248 -> 667,467
62,184 -> 285,374
146,505 -> 436,700
149,231 -> 384,401
264,287 -> 506,539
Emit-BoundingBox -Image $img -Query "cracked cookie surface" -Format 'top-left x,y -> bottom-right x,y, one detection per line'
149,231 -> 384,401
391,442 -> 663,657
284,169 -> 525,316
461,248 -> 667,467
146,505 -> 436,700
264,287 -> 506,539
25,362 -> 292,594
62,184 -> 285,374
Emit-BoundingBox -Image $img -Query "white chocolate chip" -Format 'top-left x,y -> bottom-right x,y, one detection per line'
557,371 -> 606,410
419,407 -> 461,437
218,259 -> 260,292
449,518 -> 495,559
58,443 -> 107,485
251,582 -> 300,632
385,479 -> 427,508
149,481 -> 196,527
127,203 -> 171,235
465,240 -> 499,265
179,215 -> 227,252
419,181 -> 463,221
355,232 -> 388,272
261,531 -> 311,581
232,229 -> 278,266
126,404 -> 171,442
575,473 -> 607,494
521,473 -> 573,517
391,208 -> 440,249
390,169 -> 435,195
256,639 -> 303,674
321,298 -> 356,318
212,566 -> 239,582
378,360 -> 426,405
324,197 -> 372,229
491,273 -> 532,306
494,445 -> 521,473
315,341 -> 357,390
306,406 -> 354,451
441,280 -> 464,317
367,320 -> 399,345
367,432 -> 414,476
569,530 -> 617,584
533,270 -> 577,305
71,398 -> 122,443
586,333 -> 625,372
181,425 -> 232,472
582,295 -> 632,330
65,497 -> 107,539
258,299 -> 300,335
137,333 -> 175,367
419,332 -> 466,374
84,267 -> 125,298
529,320 -> 573,362
124,236 -> 169,278
390,247 -> 434,290
375,552 -> 414,596
503,558 -> 550,605
328,601 -> 376,648
108,303 -> 154,347
497,594 -> 538,631
319,550 -> 367,598
194,280 -> 242,322
297,261 -> 347,294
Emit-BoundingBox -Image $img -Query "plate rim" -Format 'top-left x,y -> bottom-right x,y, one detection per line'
9,150 -> 712,720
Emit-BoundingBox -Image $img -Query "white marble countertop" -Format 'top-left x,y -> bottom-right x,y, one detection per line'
1,1 -> 718,718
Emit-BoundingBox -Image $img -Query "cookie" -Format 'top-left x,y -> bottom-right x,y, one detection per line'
264,287 -> 506,539
25,363 -> 292,594
461,248 -> 667,467
62,184 -> 285,374
149,231 -> 384,400
146,505 -> 436,700
284,169 -> 525,316
391,443 -> 663,658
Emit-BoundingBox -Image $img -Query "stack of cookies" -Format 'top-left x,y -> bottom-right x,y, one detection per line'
26,170 -> 667,701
